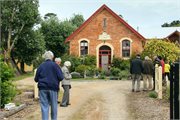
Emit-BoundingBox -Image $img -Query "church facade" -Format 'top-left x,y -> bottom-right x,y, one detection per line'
65,4 -> 145,71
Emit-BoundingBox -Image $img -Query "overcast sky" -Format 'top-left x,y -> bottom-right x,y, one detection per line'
38,0 -> 180,38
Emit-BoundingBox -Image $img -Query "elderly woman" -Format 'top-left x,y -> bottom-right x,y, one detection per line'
60,61 -> 72,107
34,51 -> 64,120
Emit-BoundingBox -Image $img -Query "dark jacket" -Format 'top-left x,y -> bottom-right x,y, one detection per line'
34,60 -> 64,91
130,58 -> 143,74
143,60 -> 154,75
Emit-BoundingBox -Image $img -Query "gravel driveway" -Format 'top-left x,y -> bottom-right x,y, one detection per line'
8,78 -> 169,120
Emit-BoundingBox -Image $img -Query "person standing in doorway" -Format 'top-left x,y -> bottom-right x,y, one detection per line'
60,61 -> 72,107
130,54 -> 143,92
34,51 -> 64,120
142,56 -> 154,91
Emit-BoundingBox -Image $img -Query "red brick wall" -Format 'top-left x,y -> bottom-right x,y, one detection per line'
69,9 -> 144,57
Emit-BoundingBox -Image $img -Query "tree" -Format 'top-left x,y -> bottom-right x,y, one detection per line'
1,0 -> 40,74
12,30 -> 45,73
161,20 -> 180,27
142,39 -> 179,62
41,16 -> 76,57
44,13 -> 57,19
69,14 -> 85,27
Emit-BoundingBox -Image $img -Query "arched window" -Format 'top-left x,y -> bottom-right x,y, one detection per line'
80,40 -> 88,56
122,40 -> 130,57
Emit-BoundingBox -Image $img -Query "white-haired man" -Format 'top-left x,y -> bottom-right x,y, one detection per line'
60,61 -> 72,107
34,51 -> 64,120
55,57 -> 61,66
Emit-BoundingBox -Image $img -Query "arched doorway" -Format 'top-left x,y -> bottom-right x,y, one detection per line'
99,45 -> 111,71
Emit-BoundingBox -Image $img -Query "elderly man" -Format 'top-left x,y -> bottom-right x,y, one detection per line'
55,57 -> 61,66
34,51 -> 64,120
130,54 -> 143,92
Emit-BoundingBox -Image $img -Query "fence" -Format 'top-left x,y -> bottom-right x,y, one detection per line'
170,62 -> 179,119
155,65 -> 162,99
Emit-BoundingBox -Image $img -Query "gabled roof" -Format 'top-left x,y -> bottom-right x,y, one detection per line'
65,4 -> 145,43
165,30 -> 180,38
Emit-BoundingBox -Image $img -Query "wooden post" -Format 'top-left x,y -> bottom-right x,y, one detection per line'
155,64 -> 159,93
34,69 -> 39,99
158,66 -> 162,99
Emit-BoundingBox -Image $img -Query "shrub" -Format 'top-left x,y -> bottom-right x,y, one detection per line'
112,57 -> 130,70
98,70 -> 106,79
86,65 -> 96,77
61,54 -> 81,72
110,67 -> 121,76
75,65 -> 88,76
148,91 -> 158,98
119,70 -> 130,80
0,57 -> 16,108
83,55 -> 96,66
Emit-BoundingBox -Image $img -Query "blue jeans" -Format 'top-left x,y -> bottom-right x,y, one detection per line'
39,90 -> 58,120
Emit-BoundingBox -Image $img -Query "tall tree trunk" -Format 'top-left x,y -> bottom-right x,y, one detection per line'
20,61 -> 25,73
4,50 -> 22,76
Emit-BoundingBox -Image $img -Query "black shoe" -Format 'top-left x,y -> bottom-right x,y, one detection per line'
136,90 -> 140,92
58,101 -> 61,104
132,89 -> 134,92
67,103 -> 71,105
60,104 -> 67,107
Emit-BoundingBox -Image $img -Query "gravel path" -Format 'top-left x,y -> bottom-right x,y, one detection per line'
6,78 -> 169,120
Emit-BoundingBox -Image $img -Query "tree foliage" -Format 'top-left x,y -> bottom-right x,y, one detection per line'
13,30 -> 45,66
161,20 -> 180,27
41,16 -> 76,57
70,14 -> 85,27
142,39 -> 179,62
1,0 -> 41,74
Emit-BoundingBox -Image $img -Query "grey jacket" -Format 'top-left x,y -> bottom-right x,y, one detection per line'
61,66 -> 72,85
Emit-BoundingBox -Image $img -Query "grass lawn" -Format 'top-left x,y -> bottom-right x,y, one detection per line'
12,72 -> 34,81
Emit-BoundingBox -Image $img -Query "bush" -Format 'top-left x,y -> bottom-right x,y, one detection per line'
61,54 -> 81,72
75,65 -> 88,76
110,67 -> 121,76
119,70 -> 130,80
112,57 -> 130,70
98,70 -> 106,79
148,91 -> 158,98
0,57 -> 16,108
86,65 -> 96,77
1,81 -> 16,107
83,55 -> 96,66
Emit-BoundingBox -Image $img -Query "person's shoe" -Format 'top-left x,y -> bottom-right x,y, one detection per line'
57,101 -> 61,104
143,89 -> 147,91
67,103 -> 71,105
132,89 -> 135,92
136,90 -> 140,92
60,104 -> 67,107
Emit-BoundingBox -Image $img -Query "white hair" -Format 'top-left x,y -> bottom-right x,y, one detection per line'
43,51 -> 54,60
55,57 -> 61,62
64,61 -> 71,67
145,56 -> 149,60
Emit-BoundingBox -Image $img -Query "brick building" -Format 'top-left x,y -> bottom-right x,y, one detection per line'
65,4 -> 145,71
